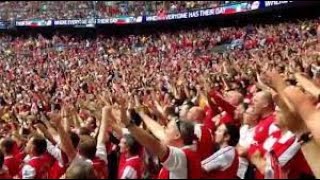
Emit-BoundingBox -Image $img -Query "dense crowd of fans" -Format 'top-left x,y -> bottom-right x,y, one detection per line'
0,1 -> 244,20
0,9 -> 320,180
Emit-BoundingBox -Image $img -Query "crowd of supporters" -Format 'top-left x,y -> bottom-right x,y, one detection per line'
0,9 -> 319,180
0,1 -> 244,20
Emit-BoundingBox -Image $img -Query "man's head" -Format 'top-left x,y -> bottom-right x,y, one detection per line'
0,138 -> 15,156
79,127 -> 91,136
119,134 -> 142,156
185,106 -> 205,123
224,91 -> 244,107
66,161 -> 97,179
85,116 -> 97,132
252,91 -> 274,116
26,134 -> 47,157
78,136 -> 97,160
215,123 -> 240,147
163,119 -> 196,147
163,106 -> 177,119
243,107 -> 259,126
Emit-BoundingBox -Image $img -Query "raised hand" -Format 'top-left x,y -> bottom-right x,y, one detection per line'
261,70 -> 287,92
47,111 -> 62,127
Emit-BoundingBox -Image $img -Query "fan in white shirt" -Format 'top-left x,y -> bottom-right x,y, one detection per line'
236,107 -> 259,179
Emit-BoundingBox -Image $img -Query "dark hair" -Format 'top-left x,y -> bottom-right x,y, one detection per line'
31,135 -> 47,156
78,137 -> 97,160
79,127 -> 91,136
70,132 -> 80,149
123,134 -> 142,156
1,138 -> 15,155
0,151 -> 4,168
176,120 -> 197,146
225,124 -> 240,147
164,106 -> 178,118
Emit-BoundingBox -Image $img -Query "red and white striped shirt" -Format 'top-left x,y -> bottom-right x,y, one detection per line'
254,131 -> 313,178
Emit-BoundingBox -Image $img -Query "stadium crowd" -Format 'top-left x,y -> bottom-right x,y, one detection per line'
0,1 -> 243,20
0,8 -> 320,180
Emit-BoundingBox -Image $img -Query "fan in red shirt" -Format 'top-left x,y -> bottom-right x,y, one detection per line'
0,138 -> 21,178
120,105 -> 203,179
201,123 -> 240,179
208,90 -> 243,128
250,91 -> 279,146
0,151 -> 11,179
51,107 -> 109,179
21,134 -> 50,179
185,106 -> 215,161
250,106 -> 314,179
118,134 -> 144,179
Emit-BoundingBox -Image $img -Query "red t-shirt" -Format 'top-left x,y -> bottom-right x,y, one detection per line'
118,155 -> 143,179
4,156 -> 20,178
0,169 -> 12,179
203,105 -> 220,132
208,90 -> 236,126
253,114 -> 277,145
195,124 -> 214,161
92,157 -> 108,179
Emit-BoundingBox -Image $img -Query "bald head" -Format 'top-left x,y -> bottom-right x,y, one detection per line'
226,91 -> 244,106
186,106 -> 205,123
252,91 -> 274,115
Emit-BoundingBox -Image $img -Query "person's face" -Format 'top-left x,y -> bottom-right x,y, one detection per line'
186,107 -> 204,123
225,91 -> 240,106
252,93 -> 265,114
215,124 -> 228,145
119,138 -> 129,154
243,107 -> 259,125
85,117 -> 95,131
163,119 -> 180,147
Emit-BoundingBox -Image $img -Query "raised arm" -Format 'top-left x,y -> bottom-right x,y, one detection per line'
137,111 -> 166,141
119,106 -> 168,161
34,123 -> 56,145
49,113 -> 77,162
97,106 -> 111,146
295,73 -> 320,99
283,86 -> 320,145
208,90 -> 235,115
263,71 -> 307,133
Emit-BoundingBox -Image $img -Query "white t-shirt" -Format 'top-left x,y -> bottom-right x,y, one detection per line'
237,125 -> 256,179
201,146 -> 236,172
239,125 -> 256,149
